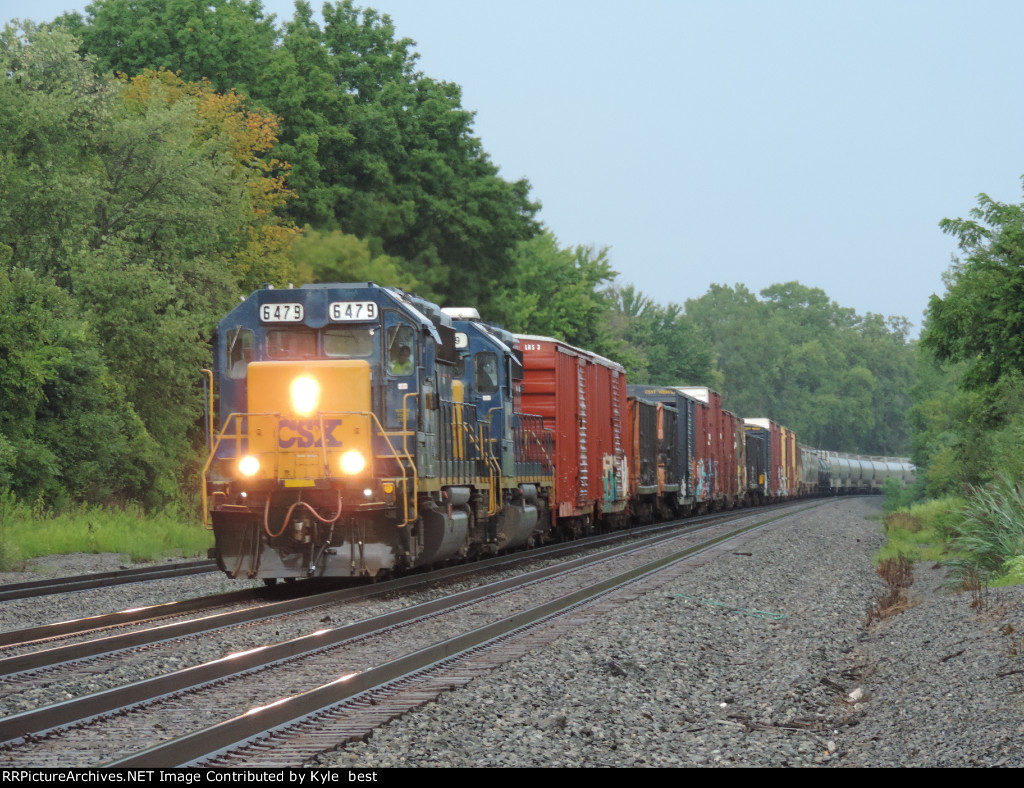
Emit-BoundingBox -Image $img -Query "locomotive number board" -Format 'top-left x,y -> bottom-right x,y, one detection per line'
330,301 -> 378,321
260,303 -> 305,322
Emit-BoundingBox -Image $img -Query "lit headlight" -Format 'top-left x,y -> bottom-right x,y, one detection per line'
340,450 -> 366,475
290,376 -> 319,416
238,455 -> 260,477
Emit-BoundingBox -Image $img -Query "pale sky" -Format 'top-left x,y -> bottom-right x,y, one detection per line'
7,0 -> 1024,337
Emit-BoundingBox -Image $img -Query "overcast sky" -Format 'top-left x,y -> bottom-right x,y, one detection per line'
8,0 -> 1024,337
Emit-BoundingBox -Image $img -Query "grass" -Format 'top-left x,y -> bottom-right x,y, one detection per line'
0,491 -> 213,570
874,475 -> 1024,589
874,496 -> 963,564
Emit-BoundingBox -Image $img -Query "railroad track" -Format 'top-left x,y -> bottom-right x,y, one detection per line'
0,501 -> 792,660
0,509 -> 760,705
0,560 -> 219,602
0,501 -> 823,767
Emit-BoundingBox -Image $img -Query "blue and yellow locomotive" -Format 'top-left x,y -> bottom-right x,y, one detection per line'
203,283 -> 553,582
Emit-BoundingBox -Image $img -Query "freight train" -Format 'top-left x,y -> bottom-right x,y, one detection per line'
202,282 -> 914,583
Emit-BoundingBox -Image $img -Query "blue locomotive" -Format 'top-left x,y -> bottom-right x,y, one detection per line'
203,283 -> 552,582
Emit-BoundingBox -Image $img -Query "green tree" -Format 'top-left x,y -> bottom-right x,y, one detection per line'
60,0 -> 279,94
685,282 -> 914,454
924,188 -> 1024,389
0,267 -> 157,506
63,0 -> 542,313
287,226 -> 413,288
493,232 -> 618,354
0,25 -> 298,506
685,284 -> 781,416
606,284 -> 713,385
913,184 -> 1024,492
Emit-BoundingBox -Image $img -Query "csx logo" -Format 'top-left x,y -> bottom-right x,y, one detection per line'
279,419 -> 344,449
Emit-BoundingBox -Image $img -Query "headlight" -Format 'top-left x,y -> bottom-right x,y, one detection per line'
238,455 -> 260,477
340,450 -> 366,475
290,376 -> 319,416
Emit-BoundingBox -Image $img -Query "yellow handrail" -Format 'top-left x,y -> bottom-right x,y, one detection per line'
201,411 -> 278,529
201,369 -> 214,452
400,392 -> 420,527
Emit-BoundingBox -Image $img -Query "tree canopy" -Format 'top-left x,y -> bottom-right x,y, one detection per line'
911,184 -> 1024,493
0,23 -> 297,505
686,282 -> 914,454
924,188 -> 1024,389
59,0 -> 541,312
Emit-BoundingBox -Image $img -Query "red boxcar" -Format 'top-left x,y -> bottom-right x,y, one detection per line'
723,408 -> 746,505
678,386 -> 744,509
781,425 -> 798,497
517,335 -> 628,531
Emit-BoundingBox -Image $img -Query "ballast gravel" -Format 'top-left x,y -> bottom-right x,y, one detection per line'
310,498 -> 1024,768
0,498 -> 1021,768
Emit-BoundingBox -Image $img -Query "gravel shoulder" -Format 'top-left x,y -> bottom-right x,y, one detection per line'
312,497 -> 1024,768
1,499 -> 1021,767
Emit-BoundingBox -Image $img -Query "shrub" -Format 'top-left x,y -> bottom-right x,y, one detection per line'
948,474 -> 1024,586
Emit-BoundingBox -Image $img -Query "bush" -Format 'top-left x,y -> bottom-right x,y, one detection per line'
882,477 -> 905,513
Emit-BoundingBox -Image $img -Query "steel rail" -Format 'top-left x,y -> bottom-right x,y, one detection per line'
0,501 -> 783,664
0,503 -> 821,752
0,588 -> 265,649
112,503 -> 822,767
0,561 -> 218,603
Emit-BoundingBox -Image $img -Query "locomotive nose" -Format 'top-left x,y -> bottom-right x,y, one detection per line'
244,359 -> 373,482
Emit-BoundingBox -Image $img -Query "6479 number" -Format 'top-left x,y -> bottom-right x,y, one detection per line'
260,303 -> 304,322
330,301 -> 378,321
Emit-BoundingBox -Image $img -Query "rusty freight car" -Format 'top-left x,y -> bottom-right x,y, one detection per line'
516,335 -> 629,535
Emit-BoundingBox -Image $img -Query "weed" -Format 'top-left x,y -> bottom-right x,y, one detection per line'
0,490 -> 21,571
866,556 -> 916,624
874,496 -> 963,565
962,566 -> 988,610
882,477 -> 913,513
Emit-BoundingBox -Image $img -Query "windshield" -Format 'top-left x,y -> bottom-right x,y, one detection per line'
324,327 -> 376,357
266,329 -> 317,359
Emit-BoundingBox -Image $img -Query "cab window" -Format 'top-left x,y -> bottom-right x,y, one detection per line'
226,328 -> 253,380
475,352 -> 498,395
386,324 -> 416,376
266,329 -> 317,359
324,327 -> 376,358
